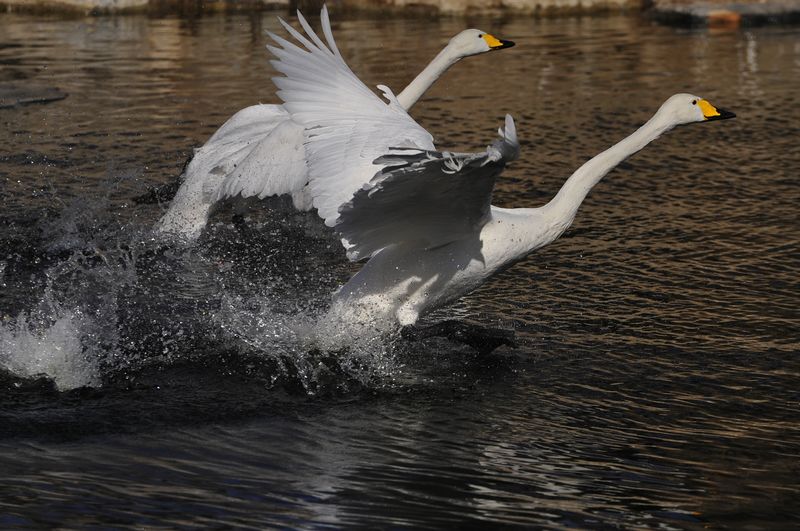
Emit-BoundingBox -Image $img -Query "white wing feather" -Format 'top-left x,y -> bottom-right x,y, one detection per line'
206,103 -> 285,144
268,6 -> 435,226
215,119 -> 308,201
337,115 -> 519,260
157,104 -> 298,238
193,104 -> 292,200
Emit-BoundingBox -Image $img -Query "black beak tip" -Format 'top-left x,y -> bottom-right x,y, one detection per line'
709,108 -> 736,121
496,39 -> 515,50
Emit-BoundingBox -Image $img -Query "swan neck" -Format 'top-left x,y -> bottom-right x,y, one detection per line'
396,45 -> 460,110
543,114 -> 674,227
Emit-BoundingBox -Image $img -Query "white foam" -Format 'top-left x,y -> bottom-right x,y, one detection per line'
213,293 -> 403,392
0,309 -> 100,391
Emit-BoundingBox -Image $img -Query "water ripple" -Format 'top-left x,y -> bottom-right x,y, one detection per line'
0,10 -> 798,530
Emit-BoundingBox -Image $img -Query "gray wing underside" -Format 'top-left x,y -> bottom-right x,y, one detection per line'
336,114 -> 519,261
335,148 -> 506,261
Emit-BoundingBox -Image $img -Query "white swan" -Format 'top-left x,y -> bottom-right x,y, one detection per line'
155,6 -> 514,240
269,8 -> 735,332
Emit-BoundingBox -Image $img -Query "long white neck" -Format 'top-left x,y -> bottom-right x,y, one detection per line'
396,45 -> 461,110
540,112 -> 676,235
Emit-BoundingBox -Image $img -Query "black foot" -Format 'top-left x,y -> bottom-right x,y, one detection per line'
231,213 -> 254,238
132,154 -> 192,205
132,178 -> 183,205
401,320 -> 517,354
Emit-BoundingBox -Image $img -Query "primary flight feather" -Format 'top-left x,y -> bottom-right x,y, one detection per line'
155,5 -> 514,241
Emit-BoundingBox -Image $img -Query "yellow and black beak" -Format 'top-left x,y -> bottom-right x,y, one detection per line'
483,33 -> 515,50
699,99 -> 736,121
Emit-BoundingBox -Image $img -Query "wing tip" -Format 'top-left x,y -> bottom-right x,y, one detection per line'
495,114 -> 519,161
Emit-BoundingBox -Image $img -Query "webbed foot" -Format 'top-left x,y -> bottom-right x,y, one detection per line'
401,320 -> 516,355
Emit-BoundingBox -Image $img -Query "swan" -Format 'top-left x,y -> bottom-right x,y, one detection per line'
155,6 -> 514,240
268,7 -> 736,334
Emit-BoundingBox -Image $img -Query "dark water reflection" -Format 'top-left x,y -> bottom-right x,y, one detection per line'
1,9 -> 799,529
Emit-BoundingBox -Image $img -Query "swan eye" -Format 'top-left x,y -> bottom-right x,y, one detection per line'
478,34 -> 483,38
692,99 -> 697,105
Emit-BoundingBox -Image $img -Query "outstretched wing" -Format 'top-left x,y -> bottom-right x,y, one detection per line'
268,5 -> 435,226
215,118 -> 308,202
337,115 -> 519,261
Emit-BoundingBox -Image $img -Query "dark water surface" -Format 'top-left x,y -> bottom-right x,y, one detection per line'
1,9 -> 799,529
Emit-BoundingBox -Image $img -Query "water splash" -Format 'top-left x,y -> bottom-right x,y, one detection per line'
212,292 -> 405,395
0,183 -> 137,390
1,170 -> 416,394
0,243 -> 129,391
0,308 -> 100,391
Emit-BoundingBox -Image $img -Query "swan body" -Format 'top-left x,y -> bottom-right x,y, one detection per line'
155,7 -> 513,240
269,10 -> 735,332
328,206 -> 553,327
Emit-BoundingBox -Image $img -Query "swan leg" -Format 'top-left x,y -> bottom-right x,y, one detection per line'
133,178 -> 183,205
133,153 -> 192,205
401,320 -> 516,354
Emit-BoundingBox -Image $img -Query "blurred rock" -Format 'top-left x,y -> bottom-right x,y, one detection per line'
0,83 -> 67,109
313,0 -> 642,15
0,0 -> 642,15
1,0 -> 148,12
0,0 -> 797,20
651,0 -> 800,26
0,0 -> 288,14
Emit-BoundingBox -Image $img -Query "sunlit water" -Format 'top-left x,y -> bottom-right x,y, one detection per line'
1,10 -> 798,528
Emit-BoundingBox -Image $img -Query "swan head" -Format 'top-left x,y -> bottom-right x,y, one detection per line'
657,93 -> 736,125
447,29 -> 515,58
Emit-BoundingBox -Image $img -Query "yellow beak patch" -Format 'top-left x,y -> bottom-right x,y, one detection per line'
483,33 -> 504,49
698,99 -> 721,119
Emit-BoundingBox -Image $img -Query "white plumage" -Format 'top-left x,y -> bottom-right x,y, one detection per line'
268,8 -> 436,226
155,6 -> 514,240
269,8 -> 735,331
335,116 -> 518,261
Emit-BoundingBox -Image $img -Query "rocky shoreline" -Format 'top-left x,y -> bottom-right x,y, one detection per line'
651,0 -> 800,26
1,0 -> 798,24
